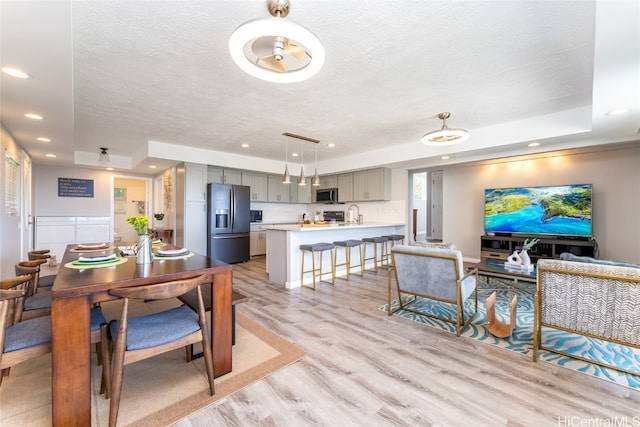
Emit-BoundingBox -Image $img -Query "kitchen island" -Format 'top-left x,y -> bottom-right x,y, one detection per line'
265,222 -> 406,288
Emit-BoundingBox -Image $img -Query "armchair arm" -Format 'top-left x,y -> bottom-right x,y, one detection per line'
461,268 -> 478,281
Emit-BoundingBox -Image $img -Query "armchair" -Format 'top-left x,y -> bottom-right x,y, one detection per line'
389,245 -> 478,336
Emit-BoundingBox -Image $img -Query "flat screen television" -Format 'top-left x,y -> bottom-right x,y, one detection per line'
484,184 -> 592,237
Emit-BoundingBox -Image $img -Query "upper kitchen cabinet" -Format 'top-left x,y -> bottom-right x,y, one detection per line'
352,168 -> 391,201
242,171 -> 268,201
318,175 -> 337,189
296,178 -> 312,203
268,175 -> 292,203
184,162 -> 207,201
337,173 -> 353,202
208,166 -> 242,185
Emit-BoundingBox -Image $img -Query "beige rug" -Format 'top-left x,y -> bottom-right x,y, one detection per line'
0,309 -> 306,427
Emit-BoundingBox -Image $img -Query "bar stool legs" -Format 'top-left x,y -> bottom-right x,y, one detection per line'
332,240 -> 363,281
382,234 -> 405,266
362,236 -> 389,273
300,243 -> 335,290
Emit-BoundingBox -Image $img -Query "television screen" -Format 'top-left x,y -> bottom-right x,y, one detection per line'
484,184 -> 592,237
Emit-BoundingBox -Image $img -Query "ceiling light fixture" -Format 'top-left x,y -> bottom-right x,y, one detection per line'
229,0 -> 325,83
298,142 -> 306,186
606,108 -> 631,116
421,112 -> 469,146
1,67 -> 30,79
312,144 -> 320,186
37,137 -> 52,142
99,147 -> 110,163
24,113 -> 43,120
282,141 -> 291,184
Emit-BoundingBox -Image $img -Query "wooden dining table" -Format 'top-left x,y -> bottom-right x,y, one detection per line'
50,243 -> 233,426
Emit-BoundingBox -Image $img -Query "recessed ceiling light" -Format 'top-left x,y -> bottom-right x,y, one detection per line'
1,67 -> 30,79
241,143 -> 249,148
441,155 -> 450,160
148,165 -> 157,169
528,142 -> 540,147
606,108 -> 631,116
24,113 -> 44,120
45,153 -> 56,158
292,152 -> 299,157
327,143 -> 335,148
37,137 -> 52,142
106,167 -> 114,171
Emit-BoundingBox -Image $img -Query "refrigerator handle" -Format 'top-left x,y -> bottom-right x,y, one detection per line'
231,188 -> 235,229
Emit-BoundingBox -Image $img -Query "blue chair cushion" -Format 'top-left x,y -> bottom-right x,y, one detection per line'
300,243 -> 334,252
25,291 -> 51,311
90,307 -> 106,331
4,315 -> 52,353
333,240 -> 362,247
363,236 -> 388,243
109,305 -> 201,351
39,275 -> 56,287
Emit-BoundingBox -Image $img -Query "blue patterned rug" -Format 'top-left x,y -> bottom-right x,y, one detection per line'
381,278 -> 640,390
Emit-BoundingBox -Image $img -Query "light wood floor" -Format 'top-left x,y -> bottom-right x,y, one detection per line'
175,257 -> 640,427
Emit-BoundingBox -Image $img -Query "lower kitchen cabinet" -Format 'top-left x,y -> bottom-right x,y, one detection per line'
250,231 -> 267,256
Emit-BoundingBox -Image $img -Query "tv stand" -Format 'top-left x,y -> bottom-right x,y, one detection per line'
480,235 -> 596,262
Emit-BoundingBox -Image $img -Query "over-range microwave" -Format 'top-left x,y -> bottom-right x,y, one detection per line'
316,188 -> 339,204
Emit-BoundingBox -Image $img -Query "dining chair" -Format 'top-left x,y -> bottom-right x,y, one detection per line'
27,250 -> 56,289
100,274 -> 215,427
14,261 -> 51,321
0,278 -> 51,387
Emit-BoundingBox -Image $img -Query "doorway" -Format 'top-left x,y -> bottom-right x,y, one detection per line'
111,176 -> 152,242
409,169 -> 443,242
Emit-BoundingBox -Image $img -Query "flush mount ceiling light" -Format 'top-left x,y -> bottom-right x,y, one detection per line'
2,66 -> 30,79
421,112 -> 469,146
99,147 -> 110,163
229,0 -> 325,83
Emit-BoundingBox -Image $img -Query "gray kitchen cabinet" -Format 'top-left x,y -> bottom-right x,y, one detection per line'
352,168 -> 391,201
208,166 -> 242,185
250,230 -> 267,256
185,163 -> 207,201
242,171 -> 268,201
268,175 -> 292,203
318,175 -> 337,189
337,173 -> 353,202
297,178 -> 312,203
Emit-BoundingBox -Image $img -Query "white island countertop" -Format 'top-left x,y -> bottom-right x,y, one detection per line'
265,222 -> 406,288
263,222 -> 404,232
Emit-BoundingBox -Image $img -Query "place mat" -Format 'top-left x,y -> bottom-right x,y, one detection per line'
70,245 -> 115,253
64,256 -> 128,270
153,251 -> 194,260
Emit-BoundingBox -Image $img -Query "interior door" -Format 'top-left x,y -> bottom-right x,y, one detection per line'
430,171 -> 443,240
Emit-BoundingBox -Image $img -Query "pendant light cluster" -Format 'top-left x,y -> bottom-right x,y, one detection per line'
281,132 -> 320,186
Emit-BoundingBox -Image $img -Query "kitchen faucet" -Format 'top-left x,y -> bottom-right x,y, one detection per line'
347,204 -> 360,224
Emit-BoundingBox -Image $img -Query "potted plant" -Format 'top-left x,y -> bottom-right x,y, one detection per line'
154,213 -> 165,229
126,216 -> 152,264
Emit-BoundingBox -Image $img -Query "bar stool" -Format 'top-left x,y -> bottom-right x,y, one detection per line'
362,236 -> 390,273
300,243 -> 335,290
382,234 -> 405,265
332,240 -> 363,281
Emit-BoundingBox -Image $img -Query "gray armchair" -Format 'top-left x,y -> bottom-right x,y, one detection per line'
389,244 -> 478,336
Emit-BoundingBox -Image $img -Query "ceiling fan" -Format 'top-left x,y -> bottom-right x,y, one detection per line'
252,35 -> 307,73
250,0 -> 309,73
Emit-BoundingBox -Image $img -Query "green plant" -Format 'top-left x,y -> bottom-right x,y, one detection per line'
154,213 -> 165,221
522,237 -> 540,251
126,216 -> 149,236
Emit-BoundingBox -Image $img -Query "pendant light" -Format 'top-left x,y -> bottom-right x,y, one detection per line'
298,142 -> 307,186
421,112 -> 469,146
312,144 -> 320,186
282,141 -> 291,184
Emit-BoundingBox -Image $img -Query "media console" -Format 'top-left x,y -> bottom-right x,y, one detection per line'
480,234 -> 596,262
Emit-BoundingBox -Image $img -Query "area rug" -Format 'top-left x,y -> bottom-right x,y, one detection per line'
0,311 -> 306,427
381,277 -> 640,390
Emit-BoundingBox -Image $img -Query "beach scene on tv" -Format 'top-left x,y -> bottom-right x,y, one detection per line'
484,184 -> 592,237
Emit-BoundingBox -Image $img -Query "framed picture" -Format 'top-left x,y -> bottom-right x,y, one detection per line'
114,187 -> 127,213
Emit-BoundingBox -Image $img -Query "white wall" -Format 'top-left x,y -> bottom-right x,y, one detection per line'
440,144 -> 640,263
0,124 -> 23,278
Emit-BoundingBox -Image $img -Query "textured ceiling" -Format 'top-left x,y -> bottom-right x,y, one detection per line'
1,1 -> 638,174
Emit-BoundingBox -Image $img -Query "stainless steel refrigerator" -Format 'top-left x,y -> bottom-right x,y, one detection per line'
207,183 -> 250,264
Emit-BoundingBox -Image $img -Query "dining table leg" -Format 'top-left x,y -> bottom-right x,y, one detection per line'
211,269 -> 233,377
51,294 -> 91,426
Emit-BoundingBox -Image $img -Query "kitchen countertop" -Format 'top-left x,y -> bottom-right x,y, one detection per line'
263,222 -> 405,231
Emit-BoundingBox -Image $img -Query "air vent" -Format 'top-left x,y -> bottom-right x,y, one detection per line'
283,132 -> 320,144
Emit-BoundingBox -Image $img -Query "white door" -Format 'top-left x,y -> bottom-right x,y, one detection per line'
21,153 -> 32,258
430,171 -> 443,240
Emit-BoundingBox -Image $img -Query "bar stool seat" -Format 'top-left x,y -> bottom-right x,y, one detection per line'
300,243 -> 335,290
382,234 -> 405,266
333,240 -> 363,281
362,236 -> 390,272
